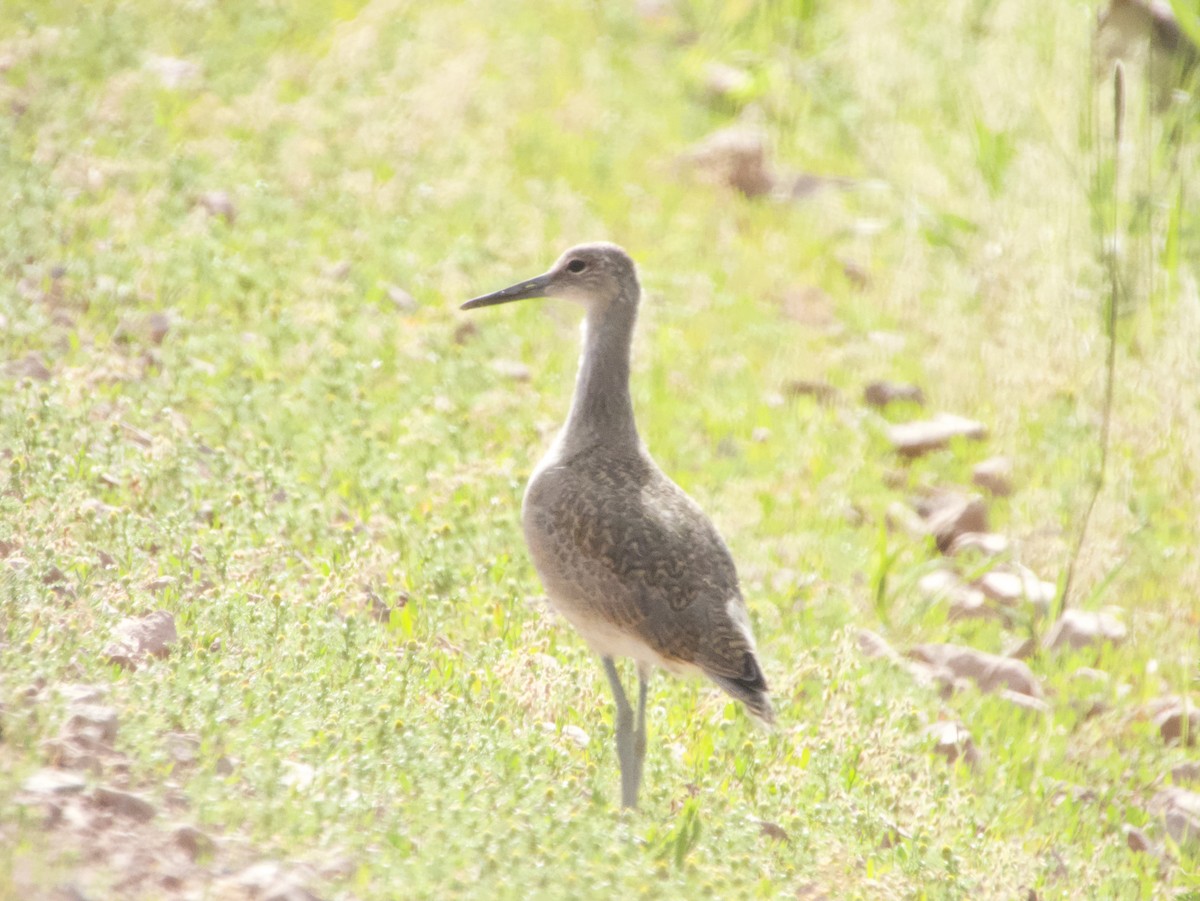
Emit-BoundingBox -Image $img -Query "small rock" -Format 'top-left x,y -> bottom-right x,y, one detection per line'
785,172 -> 855,201
681,125 -> 774,197
490,359 -> 531,382
1005,637 -> 1037,660
863,381 -> 924,409
172,824 -> 214,861
947,532 -> 1010,556
235,860 -> 287,890
1172,762 -> 1200,783
784,380 -> 838,404
856,629 -> 900,662
318,855 -> 357,880
166,732 -> 201,767
61,800 -> 95,831
145,576 -> 175,593
64,705 -> 119,746
916,491 -> 989,554
59,684 -> 106,705
263,884 -> 323,901
917,569 -> 961,599
925,721 -> 982,767
39,798 -> 64,829
159,870 -> 186,893
976,567 -> 1056,615
105,610 -> 177,670
196,190 -> 236,223
561,725 -> 589,749
1166,809 -> 1200,847
22,768 -> 87,795
386,284 -> 417,312
701,62 -> 753,101
754,818 -> 791,842
909,643 -> 1043,699
999,689 -> 1051,713
93,786 -> 156,822
145,312 -> 172,345
21,675 -> 47,701
7,352 -> 52,381
948,589 -> 1005,623
972,456 -> 1014,497
40,737 -> 103,773
1044,608 -> 1127,651
234,861 -> 321,901
1123,824 -> 1153,853
888,414 -> 987,457
918,570 -> 1003,621
1150,787 -> 1200,848
453,320 -> 478,345
281,760 -> 315,792
839,257 -> 870,289
1154,701 -> 1199,746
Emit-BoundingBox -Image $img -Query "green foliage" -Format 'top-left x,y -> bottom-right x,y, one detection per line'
1170,0 -> 1200,50
0,0 -> 1198,898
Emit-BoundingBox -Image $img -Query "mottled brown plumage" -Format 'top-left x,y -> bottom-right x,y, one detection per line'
462,242 -> 772,807
524,445 -> 769,718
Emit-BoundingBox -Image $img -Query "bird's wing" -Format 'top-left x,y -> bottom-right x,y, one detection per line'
530,452 -> 755,669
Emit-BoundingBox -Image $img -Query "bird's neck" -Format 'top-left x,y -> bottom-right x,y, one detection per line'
561,297 -> 640,454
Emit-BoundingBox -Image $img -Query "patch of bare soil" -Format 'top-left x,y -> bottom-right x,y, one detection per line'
8,683 -> 341,900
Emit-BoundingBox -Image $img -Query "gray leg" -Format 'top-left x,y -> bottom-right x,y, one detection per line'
602,657 -> 639,808
632,665 -> 650,797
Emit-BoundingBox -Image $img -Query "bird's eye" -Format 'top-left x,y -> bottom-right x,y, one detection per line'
567,259 -> 587,273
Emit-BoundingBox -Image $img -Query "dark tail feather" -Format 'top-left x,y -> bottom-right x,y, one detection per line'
707,653 -> 775,726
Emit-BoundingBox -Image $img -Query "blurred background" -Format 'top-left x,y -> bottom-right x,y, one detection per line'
1,1 -> 1198,897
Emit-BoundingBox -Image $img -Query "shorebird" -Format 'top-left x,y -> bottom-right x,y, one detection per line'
462,243 -> 772,808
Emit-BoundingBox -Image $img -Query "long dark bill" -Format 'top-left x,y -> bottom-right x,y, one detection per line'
460,273 -> 552,311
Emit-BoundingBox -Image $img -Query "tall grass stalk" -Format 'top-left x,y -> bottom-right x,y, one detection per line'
1058,62 -> 1126,621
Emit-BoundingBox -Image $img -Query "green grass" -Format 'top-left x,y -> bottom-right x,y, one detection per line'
1,0 -> 1198,897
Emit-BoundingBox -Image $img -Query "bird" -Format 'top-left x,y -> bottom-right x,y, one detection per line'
462,242 -> 772,809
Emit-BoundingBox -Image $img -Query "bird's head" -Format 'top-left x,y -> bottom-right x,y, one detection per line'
461,243 -> 639,314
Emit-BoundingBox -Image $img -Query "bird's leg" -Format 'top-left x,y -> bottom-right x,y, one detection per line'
602,656 -> 638,808
631,663 -> 650,802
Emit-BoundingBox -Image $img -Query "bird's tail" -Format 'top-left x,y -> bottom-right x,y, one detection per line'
707,653 -> 775,727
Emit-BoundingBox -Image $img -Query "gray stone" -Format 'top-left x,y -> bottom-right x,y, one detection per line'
863,381 -> 924,409
888,414 -> 987,457
105,610 -> 177,670
972,456 -> 1014,496
22,768 -> 86,795
93,786 -> 156,823
909,643 -> 1043,699
1045,608 -> 1127,651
